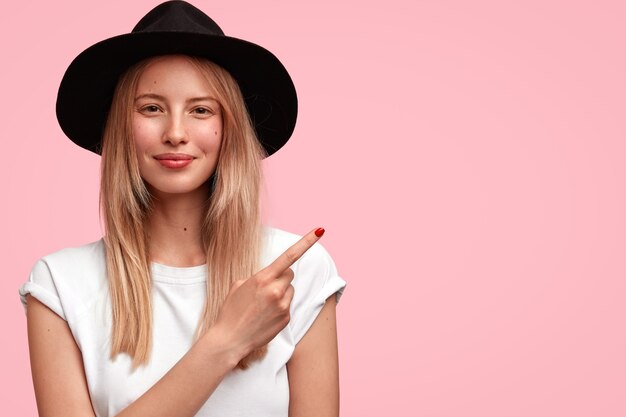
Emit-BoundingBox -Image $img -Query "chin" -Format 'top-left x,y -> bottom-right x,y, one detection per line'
145,181 -> 211,198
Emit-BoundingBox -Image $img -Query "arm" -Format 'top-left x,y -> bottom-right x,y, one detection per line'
115,323 -> 240,417
27,294 -> 241,417
27,229 -> 324,417
26,295 -> 97,417
287,295 -> 340,417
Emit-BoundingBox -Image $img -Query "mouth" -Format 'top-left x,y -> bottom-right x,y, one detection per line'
154,153 -> 194,169
154,153 -> 194,161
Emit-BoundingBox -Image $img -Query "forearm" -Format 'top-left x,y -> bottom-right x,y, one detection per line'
116,326 -> 244,417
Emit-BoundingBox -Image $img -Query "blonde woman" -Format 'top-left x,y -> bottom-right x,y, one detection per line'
18,1 -> 345,416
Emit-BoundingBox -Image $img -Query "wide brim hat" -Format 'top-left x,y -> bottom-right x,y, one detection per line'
56,0 -> 297,157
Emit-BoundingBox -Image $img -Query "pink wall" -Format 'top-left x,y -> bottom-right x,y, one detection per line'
3,0 -> 625,415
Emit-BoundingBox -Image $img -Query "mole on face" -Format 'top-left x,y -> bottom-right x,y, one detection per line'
184,228 -> 187,231
214,131 -> 218,135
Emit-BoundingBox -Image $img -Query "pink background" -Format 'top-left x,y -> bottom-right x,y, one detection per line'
2,0 -> 625,415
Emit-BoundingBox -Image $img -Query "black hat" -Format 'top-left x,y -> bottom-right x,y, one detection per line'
56,0 -> 298,157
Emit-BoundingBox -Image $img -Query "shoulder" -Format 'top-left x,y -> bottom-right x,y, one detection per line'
38,238 -> 106,269
27,239 -> 108,321
29,239 -> 106,286
35,238 -> 107,292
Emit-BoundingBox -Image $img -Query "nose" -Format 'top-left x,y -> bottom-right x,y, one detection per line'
163,113 -> 188,146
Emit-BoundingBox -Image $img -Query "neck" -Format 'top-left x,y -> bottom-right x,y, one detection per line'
146,186 -> 210,267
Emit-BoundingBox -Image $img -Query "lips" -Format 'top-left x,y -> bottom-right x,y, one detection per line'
154,153 -> 194,169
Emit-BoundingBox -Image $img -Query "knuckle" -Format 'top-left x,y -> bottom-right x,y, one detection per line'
279,299 -> 291,312
269,286 -> 283,301
285,248 -> 299,265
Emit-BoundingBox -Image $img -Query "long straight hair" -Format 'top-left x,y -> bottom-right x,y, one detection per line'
100,55 -> 266,369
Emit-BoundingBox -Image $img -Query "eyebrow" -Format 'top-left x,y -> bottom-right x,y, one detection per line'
134,93 -> 219,103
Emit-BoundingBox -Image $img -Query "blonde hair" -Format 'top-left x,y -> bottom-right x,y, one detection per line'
100,55 -> 266,369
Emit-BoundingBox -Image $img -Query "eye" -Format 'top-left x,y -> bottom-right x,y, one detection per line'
141,105 -> 161,113
192,107 -> 213,115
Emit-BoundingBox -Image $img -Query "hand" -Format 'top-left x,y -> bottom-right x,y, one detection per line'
213,228 -> 325,362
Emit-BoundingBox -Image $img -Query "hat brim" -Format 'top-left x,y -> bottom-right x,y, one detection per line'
56,31 -> 298,156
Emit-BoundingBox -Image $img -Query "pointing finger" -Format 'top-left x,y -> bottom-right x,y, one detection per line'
264,227 -> 325,277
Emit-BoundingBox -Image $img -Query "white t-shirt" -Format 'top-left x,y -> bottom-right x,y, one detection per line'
19,227 -> 346,417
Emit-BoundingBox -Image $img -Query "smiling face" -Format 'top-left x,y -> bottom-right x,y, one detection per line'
131,55 -> 223,197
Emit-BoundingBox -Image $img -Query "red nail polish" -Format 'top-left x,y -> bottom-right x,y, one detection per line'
315,227 -> 325,237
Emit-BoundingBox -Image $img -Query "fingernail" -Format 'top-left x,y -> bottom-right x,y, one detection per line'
315,227 -> 325,237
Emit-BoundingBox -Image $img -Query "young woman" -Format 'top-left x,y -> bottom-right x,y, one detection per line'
18,2 -> 345,416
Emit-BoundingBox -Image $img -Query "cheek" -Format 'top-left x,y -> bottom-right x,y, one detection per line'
131,117 -> 155,154
194,119 -> 223,152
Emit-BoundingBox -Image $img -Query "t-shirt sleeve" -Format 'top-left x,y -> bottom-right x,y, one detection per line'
289,242 -> 346,344
18,259 -> 67,321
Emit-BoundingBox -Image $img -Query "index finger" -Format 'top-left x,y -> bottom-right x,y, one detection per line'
264,227 -> 325,276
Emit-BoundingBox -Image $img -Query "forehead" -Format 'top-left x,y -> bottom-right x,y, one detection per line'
135,55 -> 215,94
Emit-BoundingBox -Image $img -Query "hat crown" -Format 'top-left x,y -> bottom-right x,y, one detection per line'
132,0 -> 224,36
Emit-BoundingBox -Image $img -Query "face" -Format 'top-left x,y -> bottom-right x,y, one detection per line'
132,55 -> 223,197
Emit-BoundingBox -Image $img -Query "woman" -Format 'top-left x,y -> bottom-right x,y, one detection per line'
18,1 -> 345,416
